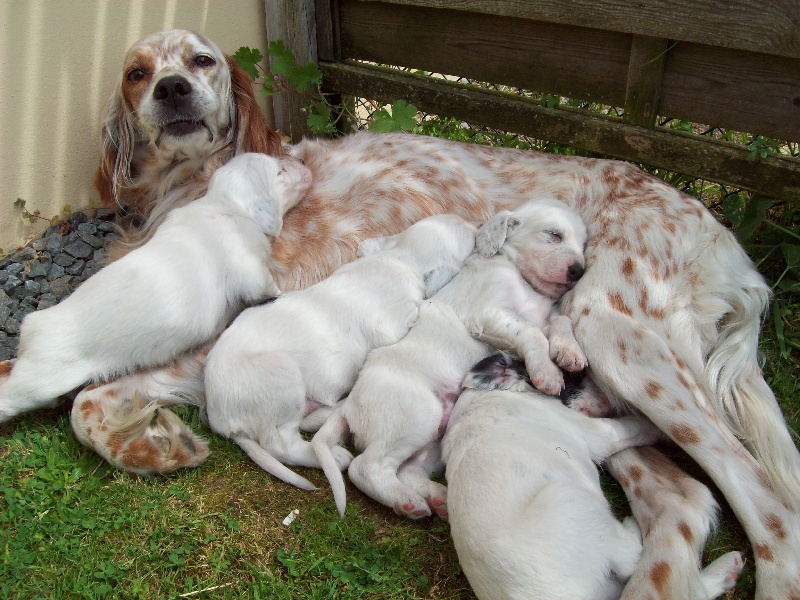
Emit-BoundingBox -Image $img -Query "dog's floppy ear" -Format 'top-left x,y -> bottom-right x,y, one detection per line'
94,88 -> 136,212
226,55 -> 284,157
250,200 -> 283,238
476,211 -> 521,258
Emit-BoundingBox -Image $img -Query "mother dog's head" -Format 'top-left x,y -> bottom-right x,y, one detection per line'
95,29 -> 283,224
477,198 -> 588,299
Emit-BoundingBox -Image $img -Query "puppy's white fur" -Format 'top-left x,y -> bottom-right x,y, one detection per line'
443,369 -> 662,600
203,214 -> 477,491
313,198 -> 588,518
445,355 -> 742,600
0,153 -> 310,423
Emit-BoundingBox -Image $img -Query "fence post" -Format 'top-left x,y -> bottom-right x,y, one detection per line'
265,0 -> 317,141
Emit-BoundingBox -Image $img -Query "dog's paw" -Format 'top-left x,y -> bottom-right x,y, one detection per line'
332,446 -> 353,471
527,360 -> 564,396
427,493 -> 449,521
700,551 -> 743,595
549,337 -> 588,372
393,498 -> 432,520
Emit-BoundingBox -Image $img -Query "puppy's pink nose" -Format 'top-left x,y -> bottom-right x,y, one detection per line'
567,263 -> 584,282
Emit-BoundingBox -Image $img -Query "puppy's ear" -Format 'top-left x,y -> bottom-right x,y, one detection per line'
423,265 -> 459,298
476,211 -> 521,258
357,236 -> 389,257
251,199 -> 283,237
226,55 -> 284,157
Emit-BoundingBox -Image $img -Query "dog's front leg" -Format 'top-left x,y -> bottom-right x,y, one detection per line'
546,313 -> 588,372
467,309 -> 563,395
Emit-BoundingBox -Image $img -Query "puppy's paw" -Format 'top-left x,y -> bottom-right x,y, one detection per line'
427,493 -> 449,521
701,551 -> 743,595
527,360 -> 564,396
332,446 -> 353,471
549,337 -> 588,372
393,498 -> 432,520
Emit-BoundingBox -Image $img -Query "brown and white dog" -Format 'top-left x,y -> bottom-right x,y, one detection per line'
0,29 -> 797,599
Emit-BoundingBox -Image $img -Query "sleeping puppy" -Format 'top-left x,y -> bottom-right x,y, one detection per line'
203,213 -> 477,491
313,198 -> 588,519
443,354 -> 663,600
447,353 -> 743,600
0,153 -> 310,432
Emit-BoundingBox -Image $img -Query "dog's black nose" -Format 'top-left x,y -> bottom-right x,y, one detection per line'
567,263 -> 585,282
153,75 -> 193,105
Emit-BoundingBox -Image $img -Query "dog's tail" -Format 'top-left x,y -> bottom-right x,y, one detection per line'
234,437 -> 317,491
700,229 -> 800,502
312,407 -> 351,517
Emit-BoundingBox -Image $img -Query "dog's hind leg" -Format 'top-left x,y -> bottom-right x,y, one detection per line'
607,446 -> 742,600
397,441 -> 448,520
70,348 -> 210,475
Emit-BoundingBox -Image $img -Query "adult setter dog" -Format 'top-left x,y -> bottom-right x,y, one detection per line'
0,29 -> 797,599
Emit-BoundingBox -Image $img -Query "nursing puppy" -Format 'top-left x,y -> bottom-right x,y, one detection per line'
203,214 -> 477,491
313,198 -> 588,519
447,353 -> 743,600
0,153 -> 310,455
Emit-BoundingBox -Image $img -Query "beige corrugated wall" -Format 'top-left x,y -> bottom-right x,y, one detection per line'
0,0 -> 271,255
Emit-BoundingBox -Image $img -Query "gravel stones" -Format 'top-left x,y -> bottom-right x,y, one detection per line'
0,209 -> 118,361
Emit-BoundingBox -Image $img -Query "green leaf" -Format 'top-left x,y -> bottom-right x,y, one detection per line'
735,195 -> 772,241
389,100 -> 418,131
288,61 -> 322,92
781,243 -> 800,271
266,39 -> 296,77
369,107 -> 400,132
232,46 -> 263,80
369,101 -> 418,133
307,102 -> 335,135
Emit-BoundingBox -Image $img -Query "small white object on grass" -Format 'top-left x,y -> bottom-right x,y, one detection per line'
282,509 -> 300,526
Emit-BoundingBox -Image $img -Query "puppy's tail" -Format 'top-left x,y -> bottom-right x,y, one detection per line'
700,230 -> 800,503
234,437 -> 317,491
312,408 -> 350,517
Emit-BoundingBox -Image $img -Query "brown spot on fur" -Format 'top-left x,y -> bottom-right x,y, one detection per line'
582,307 -> 591,316
764,513 -> 788,540
0,361 -> 12,378
121,437 -> 162,469
650,561 -> 671,596
618,474 -> 631,488
629,465 -> 644,482
644,380 -> 664,399
634,487 -> 642,498
756,543 -> 775,562
608,292 -> 633,316
670,423 -> 701,445
678,521 -> 693,544
621,257 -> 635,279
676,372 -> 691,390
80,399 -> 102,421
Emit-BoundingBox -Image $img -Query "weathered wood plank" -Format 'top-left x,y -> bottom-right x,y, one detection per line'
357,0 -> 800,59
340,0 -> 631,105
266,0 -> 317,141
320,61 -> 800,202
660,43 -> 800,143
624,36 -> 667,127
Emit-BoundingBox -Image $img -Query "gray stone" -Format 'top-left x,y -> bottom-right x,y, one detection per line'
66,260 -> 85,276
4,263 -> 23,277
63,238 -> 93,259
48,263 -> 66,279
49,276 -> 73,300
37,293 -> 58,310
27,258 -> 51,279
2,275 -> 21,291
13,247 -> 36,262
46,234 -> 65,255
53,253 -> 75,267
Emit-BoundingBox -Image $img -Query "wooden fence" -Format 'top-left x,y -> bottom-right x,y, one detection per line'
267,0 -> 800,202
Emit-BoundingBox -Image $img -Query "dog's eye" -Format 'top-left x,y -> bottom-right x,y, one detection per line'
194,54 -> 216,68
127,69 -> 146,83
546,230 -> 563,243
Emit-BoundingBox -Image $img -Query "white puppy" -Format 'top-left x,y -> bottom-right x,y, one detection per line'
203,213 -> 477,491
313,198 -> 588,519
0,152 -> 310,423
444,353 -> 742,600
